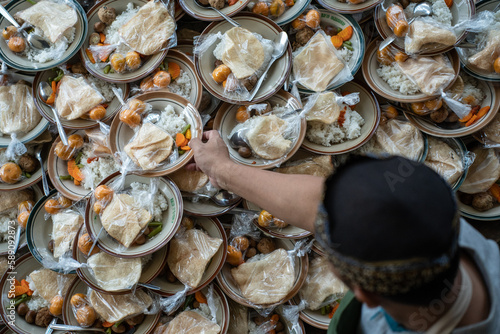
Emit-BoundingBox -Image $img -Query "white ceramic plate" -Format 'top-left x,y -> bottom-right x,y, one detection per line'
180,0 -> 251,21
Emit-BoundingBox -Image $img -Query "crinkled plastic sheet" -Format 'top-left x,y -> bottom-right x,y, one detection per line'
404,17 -> 457,55
302,91 -> 359,124
195,28 -> 277,101
166,226 -> 223,289
227,102 -> 304,164
91,176 -> 162,250
478,113 -> 500,148
87,252 -> 142,291
229,212 -> 261,241
87,0 -> 177,71
459,147 -> 500,194
292,30 -> 353,92
424,137 -> 475,186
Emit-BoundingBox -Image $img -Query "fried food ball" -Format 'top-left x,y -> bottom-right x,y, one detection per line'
70,293 -> 87,308
181,216 -> 194,230
0,162 -> 22,184
93,201 -> 103,215
128,98 -> 147,114
8,36 -> 26,53
126,51 -> 141,71
429,108 -> 449,123
471,192 -> 495,212
2,26 -> 17,40
94,21 -> 106,33
232,236 -> 250,251
140,76 -> 155,92
76,305 -> 96,327
18,200 -> 34,213
212,64 -> 231,84
49,295 -> 63,316
89,32 -> 100,46
385,106 -> 398,119
153,70 -> 171,88
305,10 -> 320,29
58,196 -> 72,209
227,245 -> 244,266
269,0 -> 285,17
495,57 -> 500,74
17,211 -> 30,228
110,53 -> 126,73
89,105 -> 106,120
98,6 -> 116,25
394,51 -> 409,62
235,106 -> 250,123
257,237 -> 276,254
35,307 -> 53,327
238,147 -> 252,158
273,218 -> 288,228
246,247 -> 257,258
78,233 -> 99,256
54,141 -> 75,161
44,199 -> 61,215
119,109 -> 141,128
18,153 -> 38,173
295,26 -> 315,46
291,14 -> 306,30
376,47 -> 394,66
68,134 -> 84,150
252,1 -> 269,16
425,99 -> 443,111
258,210 -> 273,227
94,185 -> 113,202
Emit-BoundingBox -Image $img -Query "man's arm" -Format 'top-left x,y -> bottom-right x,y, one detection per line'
188,131 -> 324,233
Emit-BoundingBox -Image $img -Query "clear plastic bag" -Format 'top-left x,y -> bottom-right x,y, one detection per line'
228,103 -> 304,163
166,226 -> 223,289
90,177 -> 168,250
404,17 -> 457,54
27,267 -> 76,304
87,252 -> 142,291
292,30 -> 353,92
302,91 -> 359,124
168,168 -> 219,200
424,137 -> 475,186
195,27 -> 277,100
459,147 -> 500,194
479,113 -> 500,148
248,0 -> 296,20
274,155 -> 335,178
50,208 -> 84,258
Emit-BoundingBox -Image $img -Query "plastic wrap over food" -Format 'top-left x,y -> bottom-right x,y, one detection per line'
228,106 -> 303,163
459,147 -> 500,194
279,302 -> 306,334
229,212 -> 261,241
302,91 -> 359,124
424,137 -> 474,186
157,310 -> 221,334
196,27 -> 276,100
54,74 -> 106,121
166,227 -> 223,288
87,288 -> 155,323
91,177 -> 166,249
168,168 -> 219,202
230,247 -> 295,306
396,54 -> 455,96
360,119 -> 424,161
87,252 -> 142,291
479,113 -> 500,148
248,0 -> 295,20
292,30 -> 353,92
274,155 -> 334,178
51,208 -> 84,258
299,255 -> 346,311
28,268 -> 76,303
39,249 -> 84,274
404,17 -> 457,54
85,127 -> 113,157
385,3 -> 409,38
0,79 -> 41,136
456,11 -> 500,73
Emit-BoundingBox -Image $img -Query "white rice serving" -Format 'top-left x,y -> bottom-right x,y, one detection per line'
85,75 -> 118,103
405,0 -> 452,26
129,182 -> 168,221
104,3 -> 138,55
461,75 -> 485,105
168,71 -> 192,100
377,63 -> 420,95
337,46 -> 353,63
155,105 -> 188,137
25,275 -> 50,310
80,145 -> 119,190
306,106 -> 365,146
0,209 -> 17,242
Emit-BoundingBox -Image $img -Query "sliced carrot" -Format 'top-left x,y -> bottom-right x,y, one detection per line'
20,279 -> 29,289
99,33 -> 106,43
51,80 -> 56,93
329,304 -> 340,319
167,62 -> 181,80
444,0 -> 453,7
14,285 -> 29,297
99,48 -> 113,63
102,322 -> 115,328
185,128 -> 192,140
331,35 -> 343,48
337,26 -> 353,41
459,110 -> 474,123
67,160 -> 84,183
14,279 -> 21,286
175,133 -> 187,147
228,0 -> 237,5
46,92 -> 56,105
490,184 -> 500,203
86,48 -> 95,64
270,314 -> 280,325
476,106 -> 490,119
180,146 -> 191,151
465,114 -> 478,127
195,291 -> 207,304
285,0 -> 294,6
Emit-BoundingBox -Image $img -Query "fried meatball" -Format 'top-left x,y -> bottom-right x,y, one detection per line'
18,153 -> 39,173
241,75 -> 258,92
126,314 -> 145,326
35,307 -> 53,327
98,7 -> 116,25
208,0 -> 225,9
257,238 -> 276,254
295,27 -> 315,46
445,112 -> 459,123
471,192 -> 495,212
429,108 -> 449,123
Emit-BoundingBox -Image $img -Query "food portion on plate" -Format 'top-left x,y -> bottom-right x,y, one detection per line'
86,1 -> 176,75
478,112 -> 500,147
3,0 -> 78,63
423,137 -> 466,187
197,0 -> 239,10
0,80 -> 41,138
205,26 -> 276,99
304,91 -> 365,147
458,147 -> 500,213
0,145 -> 41,185
91,181 -> 168,249
0,188 -> 34,242
70,288 -> 153,328
166,218 -> 223,289
228,101 -> 301,161
118,99 -> 194,171
376,45 -> 455,96
138,60 -> 191,99
39,68 -> 118,122
357,118 -> 425,161
54,131 -> 118,190
383,0 -> 456,54
10,268 -> 75,327
275,155 -> 334,177
249,0 -> 296,20
299,254 -> 347,319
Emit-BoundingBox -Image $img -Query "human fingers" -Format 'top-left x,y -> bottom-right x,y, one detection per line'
189,137 -> 203,151
202,130 -> 220,141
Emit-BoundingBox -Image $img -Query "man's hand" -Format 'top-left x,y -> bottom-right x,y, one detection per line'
187,130 -> 234,188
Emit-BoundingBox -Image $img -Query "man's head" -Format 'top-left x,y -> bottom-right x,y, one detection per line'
316,156 -> 460,307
